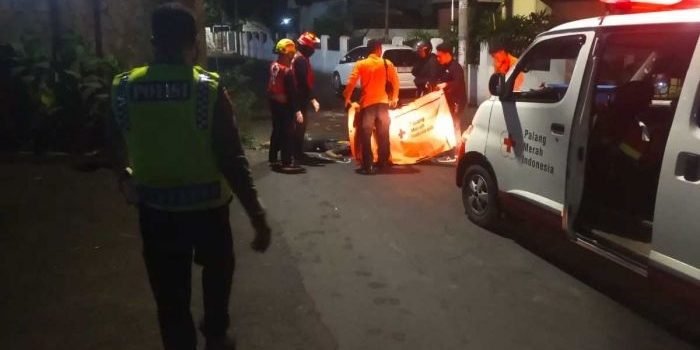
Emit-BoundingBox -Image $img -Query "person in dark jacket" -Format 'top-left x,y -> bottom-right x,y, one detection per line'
411,40 -> 440,96
435,43 -> 466,163
292,31 -> 321,163
105,4 -> 271,350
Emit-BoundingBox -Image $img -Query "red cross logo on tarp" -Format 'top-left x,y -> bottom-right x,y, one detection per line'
398,129 -> 406,140
503,133 -> 516,153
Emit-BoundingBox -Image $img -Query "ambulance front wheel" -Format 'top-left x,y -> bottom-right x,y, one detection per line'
462,165 -> 500,228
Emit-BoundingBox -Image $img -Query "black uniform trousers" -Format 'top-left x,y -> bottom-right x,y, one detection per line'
139,204 -> 234,350
359,103 -> 391,169
293,100 -> 310,158
269,99 -> 296,165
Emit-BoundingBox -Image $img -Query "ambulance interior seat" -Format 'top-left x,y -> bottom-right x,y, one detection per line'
585,78 -> 656,230
589,79 -> 654,170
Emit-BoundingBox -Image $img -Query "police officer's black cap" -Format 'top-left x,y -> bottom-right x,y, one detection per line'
151,2 -> 197,48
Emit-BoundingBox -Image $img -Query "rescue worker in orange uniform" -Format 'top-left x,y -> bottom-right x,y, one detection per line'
268,38 -> 305,173
292,31 -> 321,163
490,42 -> 524,91
343,39 -> 399,175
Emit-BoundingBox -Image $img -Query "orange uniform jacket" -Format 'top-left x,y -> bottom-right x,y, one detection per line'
343,53 -> 400,108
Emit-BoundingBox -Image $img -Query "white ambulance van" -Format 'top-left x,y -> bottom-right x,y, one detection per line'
456,0 -> 700,325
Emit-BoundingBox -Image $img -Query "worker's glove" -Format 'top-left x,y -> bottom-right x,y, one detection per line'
311,98 -> 320,112
389,100 -> 398,109
295,111 -> 304,124
250,215 -> 271,253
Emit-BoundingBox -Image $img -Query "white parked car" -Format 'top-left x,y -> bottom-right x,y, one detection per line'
331,44 -> 417,95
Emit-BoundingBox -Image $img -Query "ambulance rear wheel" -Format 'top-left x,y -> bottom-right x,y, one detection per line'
462,165 -> 500,228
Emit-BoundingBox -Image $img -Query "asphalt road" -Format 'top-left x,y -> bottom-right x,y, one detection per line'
248,150 -> 695,350
0,64 -> 695,349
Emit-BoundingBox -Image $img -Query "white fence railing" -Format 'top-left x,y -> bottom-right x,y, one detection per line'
206,27 -> 502,105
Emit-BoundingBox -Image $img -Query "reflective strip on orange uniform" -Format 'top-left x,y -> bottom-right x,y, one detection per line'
343,53 -> 399,108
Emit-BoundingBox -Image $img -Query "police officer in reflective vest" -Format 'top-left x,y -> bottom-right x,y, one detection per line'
106,4 -> 270,350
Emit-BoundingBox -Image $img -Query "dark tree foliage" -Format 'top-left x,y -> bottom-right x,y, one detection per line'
206,0 -> 290,29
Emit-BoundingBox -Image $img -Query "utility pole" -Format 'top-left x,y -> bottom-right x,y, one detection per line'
457,0 -> 470,104
457,0 -> 468,68
384,0 -> 389,41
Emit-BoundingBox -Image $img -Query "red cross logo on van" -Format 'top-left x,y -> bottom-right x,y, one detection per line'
503,134 -> 516,152
500,131 -> 517,158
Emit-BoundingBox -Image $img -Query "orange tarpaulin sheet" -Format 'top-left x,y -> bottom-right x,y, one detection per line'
348,91 -> 457,165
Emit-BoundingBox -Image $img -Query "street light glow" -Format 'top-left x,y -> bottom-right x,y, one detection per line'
281,17 -> 292,25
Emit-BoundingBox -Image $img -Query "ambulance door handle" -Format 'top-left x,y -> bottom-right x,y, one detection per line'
551,123 -> 565,135
676,152 -> 700,182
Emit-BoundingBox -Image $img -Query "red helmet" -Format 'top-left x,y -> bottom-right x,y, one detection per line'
297,31 -> 320,49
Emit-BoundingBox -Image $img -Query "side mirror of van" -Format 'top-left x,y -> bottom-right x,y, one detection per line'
488,73 -> 506,98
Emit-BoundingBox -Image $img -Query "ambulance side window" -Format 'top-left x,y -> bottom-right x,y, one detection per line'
595,30 -> 697,113
510,35 -> 586,103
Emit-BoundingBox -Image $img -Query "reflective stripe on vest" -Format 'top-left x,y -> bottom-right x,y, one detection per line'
196,73 -> 211,129
619,142 -> 642,160
112,65 -> 231,211
115,75 -> 130,131
137,181 -> 221,207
